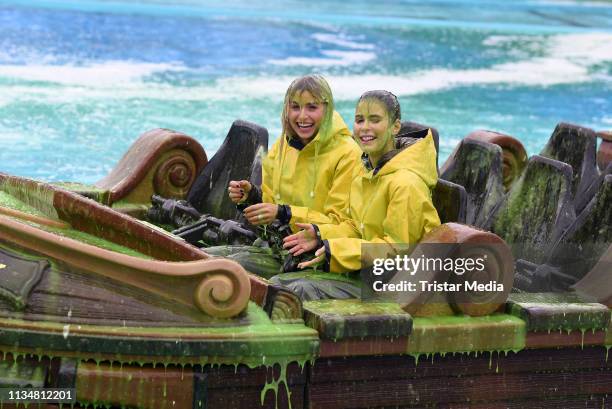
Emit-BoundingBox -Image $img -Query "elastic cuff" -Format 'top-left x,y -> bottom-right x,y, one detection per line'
322,239 -> 331,272
277,205 -> 292,224
312,224 -> 323,247
246,184 -> 262,204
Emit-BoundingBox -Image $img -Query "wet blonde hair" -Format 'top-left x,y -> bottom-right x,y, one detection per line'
281,74 -> 334,141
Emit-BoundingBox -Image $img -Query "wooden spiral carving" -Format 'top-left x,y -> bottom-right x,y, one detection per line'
153,150 -> 198,199
96,129 -> 207,204
194,260 -> 252,318
466,130 -> 528,191
445,225 -> 514,316
270,290 -> 303,322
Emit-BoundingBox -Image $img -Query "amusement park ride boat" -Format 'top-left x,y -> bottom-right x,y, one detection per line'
0,120 -> 610,408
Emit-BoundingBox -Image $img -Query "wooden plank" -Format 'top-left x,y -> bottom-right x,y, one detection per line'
526,330 -> 606,348
407,314 -> 525,354
52,182 -> 111,206
368,395 -> 610,409
303,300 -> 412,340
310,347 -> 611,383
0,357 -> 48,388
507,293 -> 610,332
75,361 -> 193,409
206,362 -> 306,388
319,337 -> 409,358
424,395 -> 611,409
206,385 -> 303,409
308,369 -> 612,408
22,267 -> 220,326
204,362 -> 306,409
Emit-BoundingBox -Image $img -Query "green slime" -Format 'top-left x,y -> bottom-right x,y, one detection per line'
0,303 -> 319,409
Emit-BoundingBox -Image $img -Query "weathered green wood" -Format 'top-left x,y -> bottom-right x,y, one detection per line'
10,265 -> 231,326
303,300 -> 412,340
440,139 -> 505,227
52,182 -> 112,205
0,247 -> 48,310
0,359 -> 47,388
407,314 -> 526,355
311,346 -> 612,384
0,303 -> 319,367
432,179 -> 467,224
540,122 -> 598,199
507,292 -> 610,332
606,316 -> 612,345
309,347 -> 612,409
553,175 -> 612,282
491,155 -> 574,264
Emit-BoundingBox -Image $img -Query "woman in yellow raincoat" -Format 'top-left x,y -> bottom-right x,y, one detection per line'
207,75 -> 362,277
278,90 -> 441,300
228,74 -> 361,230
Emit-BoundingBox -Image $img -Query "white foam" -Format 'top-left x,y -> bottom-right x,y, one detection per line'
311,33 -> 375,50
268,50 -> 375,67
548,33 -> 612,65
0,60 -> 186,86
0,33 -> 609,105
217,59 -> 593,101
482,35 -> 545,49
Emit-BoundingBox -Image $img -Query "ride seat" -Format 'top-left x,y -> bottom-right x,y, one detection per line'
440,139 -> 505,227
486,155 -> 575,265
540,123 -> 598,212
187,120 -> 268,220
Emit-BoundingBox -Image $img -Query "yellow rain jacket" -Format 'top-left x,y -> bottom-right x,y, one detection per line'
262,111 -> 362,231
318,132 -> 441,273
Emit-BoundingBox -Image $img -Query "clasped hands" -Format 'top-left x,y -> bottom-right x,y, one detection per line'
228,181 -> 325,269
282,223 -> 325,270
228,180 -> 277,225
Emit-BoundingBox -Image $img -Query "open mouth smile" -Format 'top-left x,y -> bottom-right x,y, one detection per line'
297,122 -> 314,130
359,135 -> 376,143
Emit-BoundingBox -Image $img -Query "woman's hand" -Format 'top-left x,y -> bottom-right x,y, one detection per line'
228,180 -> 252,203
297,246 -> 326,269
243,203 -> 278,225
283,223 -> 318,256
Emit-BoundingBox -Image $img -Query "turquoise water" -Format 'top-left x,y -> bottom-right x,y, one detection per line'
0,0 -> 611,183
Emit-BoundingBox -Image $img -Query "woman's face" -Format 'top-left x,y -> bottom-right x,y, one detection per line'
354,99 -> 399,157
287,90 -> 326,144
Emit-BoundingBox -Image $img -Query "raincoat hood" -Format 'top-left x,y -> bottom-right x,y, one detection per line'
318,128 -> 441,273
364,130 -> 438,190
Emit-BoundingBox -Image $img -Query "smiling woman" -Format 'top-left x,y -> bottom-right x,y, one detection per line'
205,74 -> 362,277
287,90 -> 326,145
354,91 -> 402,168
280,90 -> 441,300
229,74 -> 362,229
